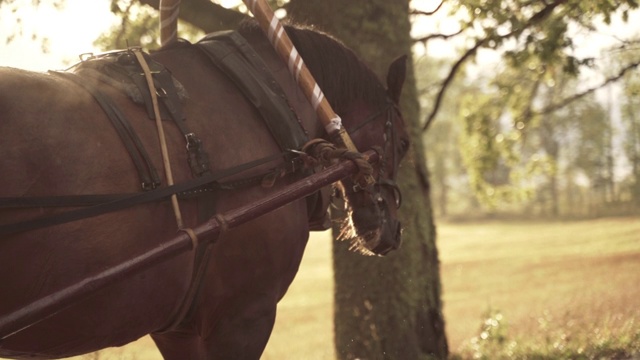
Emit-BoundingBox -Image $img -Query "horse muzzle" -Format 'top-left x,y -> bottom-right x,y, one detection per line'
370,219 -> 403,255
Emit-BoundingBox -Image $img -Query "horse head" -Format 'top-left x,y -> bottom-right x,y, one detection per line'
332,56 -> 409,256
284,26 -> 410,256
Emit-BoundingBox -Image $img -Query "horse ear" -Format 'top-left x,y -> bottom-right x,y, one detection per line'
386,55 -> 407,104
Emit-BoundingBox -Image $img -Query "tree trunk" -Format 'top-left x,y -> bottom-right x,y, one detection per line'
287,1 -> 448,359
630,111 -> 640,206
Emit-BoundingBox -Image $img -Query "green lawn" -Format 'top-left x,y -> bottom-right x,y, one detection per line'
60,216 -> 640,359
438,216 -> 640,359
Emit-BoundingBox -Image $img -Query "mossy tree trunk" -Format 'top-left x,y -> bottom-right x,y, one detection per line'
287,1 -> 448,359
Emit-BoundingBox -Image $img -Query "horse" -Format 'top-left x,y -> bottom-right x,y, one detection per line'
0,21 -> 409,359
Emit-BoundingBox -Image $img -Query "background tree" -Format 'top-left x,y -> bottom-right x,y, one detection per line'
411,0 -> 640,217
418,57 -> 471,217
620,47 -> 640,207
572,96 -> 615,211
420,0 -> 640,130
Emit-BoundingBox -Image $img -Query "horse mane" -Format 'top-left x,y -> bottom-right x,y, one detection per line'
237,20 -> 388,114
157,21 -> 388,114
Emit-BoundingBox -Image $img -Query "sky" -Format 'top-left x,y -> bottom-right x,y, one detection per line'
0,0 -> 118,70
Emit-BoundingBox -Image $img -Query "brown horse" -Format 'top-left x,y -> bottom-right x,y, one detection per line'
0,22 -> 409,359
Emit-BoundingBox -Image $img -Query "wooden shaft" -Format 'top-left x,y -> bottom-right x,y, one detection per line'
0,151 -> 378,340
242,0 -> 358,152
159,0 -> 180,47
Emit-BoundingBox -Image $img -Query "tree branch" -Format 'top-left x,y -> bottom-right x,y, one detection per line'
413,29 -> 464,43
137,0 -> 248,33
114,0 -> 136,48
421,0 -> 569,132
421,37 -> 487,132
410,1 -> 444,16
536,61 -> 640,116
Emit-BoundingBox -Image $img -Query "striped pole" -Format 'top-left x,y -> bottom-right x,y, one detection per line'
242,0 -> 358,154
159,0 -> 180,46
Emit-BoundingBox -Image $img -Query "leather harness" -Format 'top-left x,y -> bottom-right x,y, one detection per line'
0,30 -> 329,235
0,31 -> 337,332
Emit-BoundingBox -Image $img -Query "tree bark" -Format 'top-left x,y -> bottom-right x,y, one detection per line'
287,1 -> 448,359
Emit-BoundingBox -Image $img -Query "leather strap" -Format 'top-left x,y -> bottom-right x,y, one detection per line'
133,48 -> 185,229
0,152 -> 291,237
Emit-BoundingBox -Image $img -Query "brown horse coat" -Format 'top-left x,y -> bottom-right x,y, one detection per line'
0,23 -> 408,359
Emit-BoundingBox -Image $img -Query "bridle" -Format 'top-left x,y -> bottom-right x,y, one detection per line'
347,100 -> 404,209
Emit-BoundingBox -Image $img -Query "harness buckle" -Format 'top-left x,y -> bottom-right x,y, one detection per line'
185,133 -> 211,177
156,87 -> 168,98
185,133 -> 198,150
142,181 -> 160,191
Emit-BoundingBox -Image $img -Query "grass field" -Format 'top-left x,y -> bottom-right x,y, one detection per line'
438,216 -> 640,359
60,216 -> 640,358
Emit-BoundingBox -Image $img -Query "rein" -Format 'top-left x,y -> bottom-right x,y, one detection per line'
0,152 -> 297,237
348,102 -> 394,135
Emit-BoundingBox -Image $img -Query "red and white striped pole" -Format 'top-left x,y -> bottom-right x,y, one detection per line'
159,0 -> 180,47
242,0 -> 359,154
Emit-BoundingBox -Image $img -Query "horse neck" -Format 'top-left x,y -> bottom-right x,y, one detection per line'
238,24 -> 388,139
238,30 -> 326,140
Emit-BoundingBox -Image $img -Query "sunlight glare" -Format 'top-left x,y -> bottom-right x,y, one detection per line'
0,0 -> 116,71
